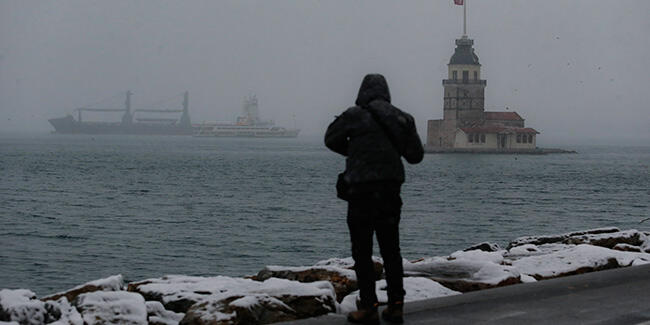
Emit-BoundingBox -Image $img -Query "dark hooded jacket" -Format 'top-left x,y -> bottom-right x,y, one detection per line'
325,74 -> 424,195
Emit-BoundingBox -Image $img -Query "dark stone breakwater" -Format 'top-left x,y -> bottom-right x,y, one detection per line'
1,227 -> 649,324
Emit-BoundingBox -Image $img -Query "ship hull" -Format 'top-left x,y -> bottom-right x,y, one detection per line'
193,126 -> 300,138
48,115 -> 194,135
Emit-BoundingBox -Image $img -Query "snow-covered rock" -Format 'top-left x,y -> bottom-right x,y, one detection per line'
128,275 -> 336,324
506,227 -> 650,252
0,289 -> 50,325
338,277 -> 461,314
75,291 -> 147,325
0,290 -> 81,325
404,251 -> 521,292
146,301 -> 184,325
43,274 -> 124,302
253,258 -> 365,303
511,244 -> 650,280
178,278 -> 336,325
463,242 -> 501,252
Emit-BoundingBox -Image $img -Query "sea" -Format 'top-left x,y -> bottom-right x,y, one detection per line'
1,134 -> 648,296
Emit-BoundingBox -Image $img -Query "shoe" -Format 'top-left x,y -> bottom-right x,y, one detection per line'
347,303 -> 379,324
381,301 -> 404,323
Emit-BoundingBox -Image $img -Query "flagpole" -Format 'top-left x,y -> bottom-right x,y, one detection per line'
463,0 -> 467,36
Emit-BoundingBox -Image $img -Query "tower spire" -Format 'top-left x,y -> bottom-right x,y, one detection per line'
463,0 -> 467,36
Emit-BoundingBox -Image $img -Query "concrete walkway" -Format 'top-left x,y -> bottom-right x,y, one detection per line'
283,264 -> 650,325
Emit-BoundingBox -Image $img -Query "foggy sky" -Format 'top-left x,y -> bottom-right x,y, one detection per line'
1,0 -> 648,145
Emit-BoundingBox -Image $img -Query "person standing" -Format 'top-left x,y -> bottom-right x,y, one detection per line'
325,74 -> 424,324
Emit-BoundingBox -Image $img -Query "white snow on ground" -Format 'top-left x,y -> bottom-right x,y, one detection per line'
43,274 -> 124,301
450,249 -> 506,264
0,289 -> 45,325
264,256 -> 387,281
135,275 -> 336,308
512,244 -> 650,278
573,229 -> 644,243
80,274 -> 124,291
145,301 -> 184,325
338,277 -> 461,314
507,244 -> 541,255
76,291 -> 147,325
48,298 -> 83,325
404,256 -> 520,285
0,290 -> 82,325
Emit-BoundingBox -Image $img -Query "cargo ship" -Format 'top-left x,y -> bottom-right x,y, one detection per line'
48,91 -> 194,135
194,95 -> 299,138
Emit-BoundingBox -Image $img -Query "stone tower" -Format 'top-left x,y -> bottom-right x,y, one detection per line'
443,36 -> 486,126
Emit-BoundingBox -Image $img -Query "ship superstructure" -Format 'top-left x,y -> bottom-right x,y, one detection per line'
194,95 -> 299,138
48,91 -> 194,135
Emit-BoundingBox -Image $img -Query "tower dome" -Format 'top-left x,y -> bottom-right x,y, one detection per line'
449,36 -> 480,65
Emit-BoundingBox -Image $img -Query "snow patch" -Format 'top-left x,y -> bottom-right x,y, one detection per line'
512,244 -> 650,278
339,277 -> 460,314
146,301 -> 184,325
76,291 -> 147,325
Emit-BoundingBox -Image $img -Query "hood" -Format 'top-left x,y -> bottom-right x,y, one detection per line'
355,74 -> 391,106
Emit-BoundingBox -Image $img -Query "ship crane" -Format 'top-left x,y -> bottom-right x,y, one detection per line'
48,90 -> 193,135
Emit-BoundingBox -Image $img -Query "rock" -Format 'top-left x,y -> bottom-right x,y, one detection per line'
511,244 -> 650,280
338,277 -> 460,314
613,243 -> 642,252
252,257 -> 382,302
42,275 -> 124,302
0,289 -> 81,325
146,301 -> 184,325
75,291 -> 147,325
179,278 -> 336,325
464,242 -> 501,252
128,276 -> 336,323
403,251 -> 521,293
565,230 -> 645,249
1,289 -> 49,324
181,295 -> 291,325
253,267 -> 356,303
506,227 -> 648,249
127,276 -> 221,313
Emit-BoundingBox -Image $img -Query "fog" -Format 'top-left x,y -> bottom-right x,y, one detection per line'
1,0 -> 648,145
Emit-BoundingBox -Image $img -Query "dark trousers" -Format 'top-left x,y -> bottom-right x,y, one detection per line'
347,192 -> 405,307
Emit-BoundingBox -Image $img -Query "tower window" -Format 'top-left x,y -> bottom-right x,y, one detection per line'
468,134 -> 473,143
453,71 -> 458,80
481,134 -> 486,143
474,71 -> 478,80
463,71 -> 469,83
474,134 -> 480,143
522,135 -> 528,143
528,134 -> 533,143
517,134 -> 522,143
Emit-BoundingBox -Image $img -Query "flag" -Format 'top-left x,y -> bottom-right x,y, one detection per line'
454,0 -> 463,5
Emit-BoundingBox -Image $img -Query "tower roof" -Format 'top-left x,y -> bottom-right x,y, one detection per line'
449,36 -> 480,65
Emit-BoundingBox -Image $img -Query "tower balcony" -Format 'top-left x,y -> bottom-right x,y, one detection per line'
443,79 -> 487,85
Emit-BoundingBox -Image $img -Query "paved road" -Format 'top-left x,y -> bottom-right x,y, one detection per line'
283,264 -> 650,325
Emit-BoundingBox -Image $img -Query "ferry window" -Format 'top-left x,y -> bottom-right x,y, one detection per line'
463,71 -> 469,83
468,134 -> 473,142
453,71 -> 458,80
481,134 -> 486,143
528,134 -> 533,143
517,134 -> 522,143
